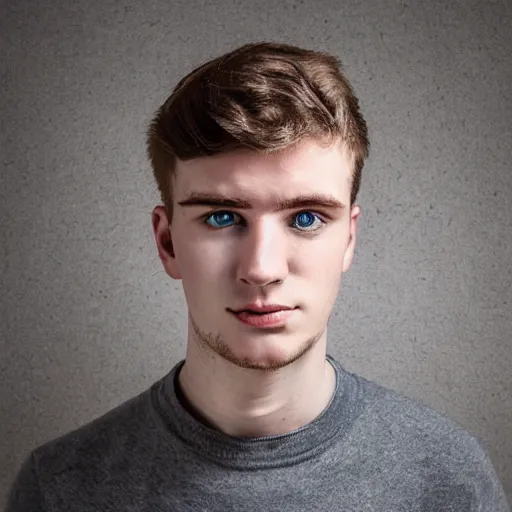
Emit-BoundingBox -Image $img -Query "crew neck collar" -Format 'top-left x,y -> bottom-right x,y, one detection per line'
152,354 -> 364,470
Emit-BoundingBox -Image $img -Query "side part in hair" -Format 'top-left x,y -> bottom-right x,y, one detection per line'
147,42 -> 369,219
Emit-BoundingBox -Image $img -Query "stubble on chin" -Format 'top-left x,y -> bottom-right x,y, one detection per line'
188,312 -> 323,372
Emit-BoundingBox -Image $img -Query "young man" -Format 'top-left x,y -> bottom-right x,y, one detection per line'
6,42 -> 510,511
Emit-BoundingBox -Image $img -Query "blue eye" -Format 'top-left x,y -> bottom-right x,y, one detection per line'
293,212 -> 323,231
203,210 -> 324,232
205,211 -> 240,229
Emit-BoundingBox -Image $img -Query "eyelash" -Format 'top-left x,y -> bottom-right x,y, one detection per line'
201,210 -> 328,233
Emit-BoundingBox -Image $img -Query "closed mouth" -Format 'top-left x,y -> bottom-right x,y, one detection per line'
229,307 -> 297,315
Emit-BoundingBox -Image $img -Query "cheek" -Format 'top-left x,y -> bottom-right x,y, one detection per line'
293,236 -> 346,276
302,249 -> 345,313
302,261 -> 344,291
175,235 -> 231,286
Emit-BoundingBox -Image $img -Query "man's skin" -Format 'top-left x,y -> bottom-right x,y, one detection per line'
151,136 -> 361,438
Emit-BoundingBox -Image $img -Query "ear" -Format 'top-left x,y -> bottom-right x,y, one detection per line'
342,204 -> 360,273
152,205 -> 182,280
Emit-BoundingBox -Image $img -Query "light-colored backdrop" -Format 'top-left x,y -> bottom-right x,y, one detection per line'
1,0 -> 511,505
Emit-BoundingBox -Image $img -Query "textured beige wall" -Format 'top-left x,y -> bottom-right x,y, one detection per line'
1,0 -> 511,505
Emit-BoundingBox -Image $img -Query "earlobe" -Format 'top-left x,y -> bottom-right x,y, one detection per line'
152,206 -> 182,279
165,234 -> 175,258
342,237 -> 355,273
342,205 -> 360,273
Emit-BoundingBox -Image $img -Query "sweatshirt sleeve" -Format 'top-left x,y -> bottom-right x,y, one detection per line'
429,433 -> 511,512
4,453 -> 45,512
471,441 -> 511,512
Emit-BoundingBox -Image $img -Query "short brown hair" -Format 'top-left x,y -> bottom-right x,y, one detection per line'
147,41 -> 369,219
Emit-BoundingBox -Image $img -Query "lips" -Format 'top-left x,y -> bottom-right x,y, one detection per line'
230,304 -> 293,314
228,305 -> 297,328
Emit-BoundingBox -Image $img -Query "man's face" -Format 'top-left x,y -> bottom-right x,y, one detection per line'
153,137 -> 360,371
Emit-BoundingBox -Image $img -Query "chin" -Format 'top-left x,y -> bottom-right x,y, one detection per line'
189,312 -> 323,371
221,348 -> 297,371
216,330 -> 322,372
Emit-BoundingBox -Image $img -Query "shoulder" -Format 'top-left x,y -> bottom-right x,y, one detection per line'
349,371 -> 491,464
31,381 -> 161,481
7,381 -> 166,511
348,374 -> 511,509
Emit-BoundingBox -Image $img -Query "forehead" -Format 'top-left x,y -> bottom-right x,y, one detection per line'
174,138 -> 353,203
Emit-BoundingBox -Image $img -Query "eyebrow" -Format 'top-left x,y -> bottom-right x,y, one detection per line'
177,193 -> 346,211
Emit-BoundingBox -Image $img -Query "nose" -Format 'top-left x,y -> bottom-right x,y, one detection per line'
236,218 -> 288,287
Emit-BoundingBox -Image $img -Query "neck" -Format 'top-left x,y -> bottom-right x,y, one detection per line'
177,328 -> 336,438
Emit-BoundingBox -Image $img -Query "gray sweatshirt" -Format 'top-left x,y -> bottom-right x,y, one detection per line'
5,354 -> 510,511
